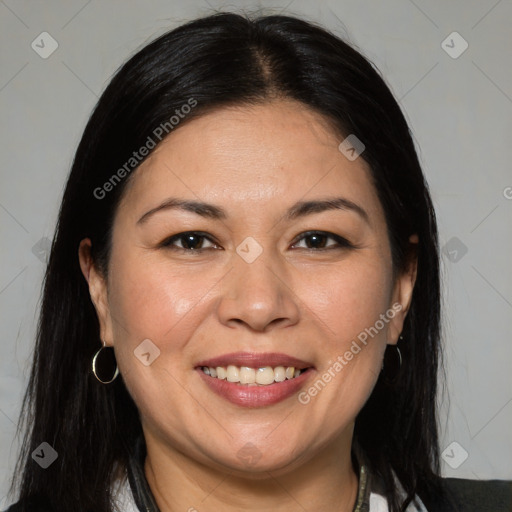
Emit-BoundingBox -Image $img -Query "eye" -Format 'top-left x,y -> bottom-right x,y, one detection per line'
160,231 -> 219,252
291,231 -> 353,251
159,230 -> 354,254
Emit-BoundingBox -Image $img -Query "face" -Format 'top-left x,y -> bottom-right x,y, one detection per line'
80,99 -> 416,477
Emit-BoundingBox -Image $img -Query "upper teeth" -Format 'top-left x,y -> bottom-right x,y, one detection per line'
201,365 -> 303,385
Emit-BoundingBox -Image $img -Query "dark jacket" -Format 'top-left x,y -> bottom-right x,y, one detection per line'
5,435 -> 512,512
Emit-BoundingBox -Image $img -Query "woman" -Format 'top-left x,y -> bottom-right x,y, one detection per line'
5,11 -> 511,512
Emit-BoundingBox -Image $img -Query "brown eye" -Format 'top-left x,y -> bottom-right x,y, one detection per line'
292,231 -> 353,251
161,231 -> 218,252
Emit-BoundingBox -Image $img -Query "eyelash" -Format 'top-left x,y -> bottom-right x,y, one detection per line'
159,230 -> 354,253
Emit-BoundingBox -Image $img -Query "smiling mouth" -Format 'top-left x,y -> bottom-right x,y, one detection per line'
198,365 -> 311,386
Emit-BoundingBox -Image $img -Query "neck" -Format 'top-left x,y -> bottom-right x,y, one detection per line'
143,429 -> 359,512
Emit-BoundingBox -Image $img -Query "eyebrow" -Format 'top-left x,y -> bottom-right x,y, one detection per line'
136,196 -> 370,225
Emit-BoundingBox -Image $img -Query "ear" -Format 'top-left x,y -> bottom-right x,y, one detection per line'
387,234 -> 418,345
78,238 -> 115,346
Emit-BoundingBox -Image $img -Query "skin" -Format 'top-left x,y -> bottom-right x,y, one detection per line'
79,99 -> 417,512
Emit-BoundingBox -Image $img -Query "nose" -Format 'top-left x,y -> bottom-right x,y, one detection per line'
216,247 -> 300,333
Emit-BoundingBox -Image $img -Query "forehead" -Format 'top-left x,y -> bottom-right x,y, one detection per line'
117,99 -> 384,226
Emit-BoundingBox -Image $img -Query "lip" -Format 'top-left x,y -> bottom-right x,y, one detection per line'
196,366 -> 316,408
195,351 -> 314,370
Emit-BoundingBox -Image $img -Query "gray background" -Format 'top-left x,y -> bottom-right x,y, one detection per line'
1,0 -> 511,507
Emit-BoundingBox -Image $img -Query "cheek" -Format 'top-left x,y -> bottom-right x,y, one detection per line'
302,256 -> 394,343
110,261 -> 211,335
294,258 -> 392,422
106,247 -> 219,378
105,252 -> 218,429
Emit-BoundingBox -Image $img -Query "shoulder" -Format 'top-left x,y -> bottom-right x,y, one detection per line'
422,477 -> 512,511
445,477 -> 512,509
3,495 -> 55,512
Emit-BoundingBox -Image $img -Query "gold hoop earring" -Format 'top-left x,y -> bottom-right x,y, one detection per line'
92,340 -> 119,384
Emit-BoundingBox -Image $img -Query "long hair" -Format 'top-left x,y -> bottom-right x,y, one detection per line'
9,12 -> 444,512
